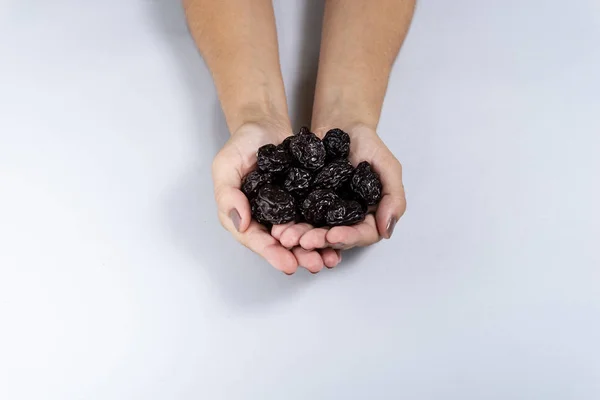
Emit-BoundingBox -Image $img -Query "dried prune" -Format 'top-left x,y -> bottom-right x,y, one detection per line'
336,183 -> 368,211
251,184 -> 296,225
298,126 -> 311,136
257,143 -> 292,173
284,167 -> 312,197
323,128 -> 350,159
351,161 -> 383,205
301,189 -> 339,227
325,199 -> 366,226
312,158 -> 354,190
241,126 -> 387,231
281,135 -> 294,152
241,170 -> 273,199
289,129 -> 326,171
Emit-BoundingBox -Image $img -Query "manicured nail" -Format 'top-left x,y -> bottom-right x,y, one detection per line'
386,217 -> 397,238
230,209 -> 241,232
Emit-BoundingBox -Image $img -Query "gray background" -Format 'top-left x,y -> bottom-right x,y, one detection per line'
1,1 -> 599,399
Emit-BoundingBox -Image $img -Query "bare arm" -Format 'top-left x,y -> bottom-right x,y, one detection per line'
183,1 -> 341,273
303,0 -> 414,247
312,0 -> 416,131
183,0 -> 290,133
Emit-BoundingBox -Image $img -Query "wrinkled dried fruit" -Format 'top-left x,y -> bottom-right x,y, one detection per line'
289,129 -> 326,171
323,128 -> 350,159
313,158 -> 354,190
326,199 -> 366,226
251,184 -> 296,225
336,183 -> 367,210
301,189 -> 339,227
281,135 -> 294,152
257,143 -> 292,173
241,170 -> 273,199
284,167 -> 312,197
241,127 -> 386,229
298,126 -> 311,136
351,161 -> 382,205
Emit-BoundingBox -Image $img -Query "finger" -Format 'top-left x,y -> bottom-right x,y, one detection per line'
271,222 -> 294,241
212,153 -> 252,233
320,248 -> 340,268
292,247 -> 324,274
280,223 -> 314,249
234,221 -> 298,274
326,214 -> 380,249
370,153 -> 406,239
299,228 -> 330,250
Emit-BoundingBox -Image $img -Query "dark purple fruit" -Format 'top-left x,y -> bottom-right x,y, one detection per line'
301,189 -> 339,227
251,184 -> 296,225
351,161 -> 382,205
281,135 -> 294,152
283,167 -> 312,197
241,170 -> 273,199
257,143 -> 292,173
289,129 -> 326,171
312,158 -> 354,190
298,126 -> 311,136
323,128 -> 350,159
325,199 -> 366,226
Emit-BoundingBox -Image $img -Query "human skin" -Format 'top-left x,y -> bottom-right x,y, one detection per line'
183,0 -> 340,274
272,0 -> 414,253
183,0 -> 414,273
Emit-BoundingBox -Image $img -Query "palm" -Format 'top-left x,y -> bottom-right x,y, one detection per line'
212,123 -> 341,273
271,125 -> 406,251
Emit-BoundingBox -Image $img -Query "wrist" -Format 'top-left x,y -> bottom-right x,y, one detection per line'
230,104 -> 292,142
311,84 -> 383,136
221,83 -> 291,136
311,94 -> 379,137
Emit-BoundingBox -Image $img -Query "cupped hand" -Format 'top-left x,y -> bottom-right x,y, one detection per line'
290,124 -> 407,251
212,122 -> 341,274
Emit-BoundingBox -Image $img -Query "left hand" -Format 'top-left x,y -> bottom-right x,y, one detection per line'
272,124 -> 406,252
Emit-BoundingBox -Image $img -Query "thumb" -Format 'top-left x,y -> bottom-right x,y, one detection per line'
212,154 -> 252,234
372,152 -> 407,239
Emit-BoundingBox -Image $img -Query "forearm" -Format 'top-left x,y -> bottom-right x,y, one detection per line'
312,0 -> 415,132
183,0 -> 290,133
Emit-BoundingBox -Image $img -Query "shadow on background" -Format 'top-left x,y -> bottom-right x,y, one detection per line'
145,0 -> 367,310
288,0 -> 325,131
145,0 -> 321,311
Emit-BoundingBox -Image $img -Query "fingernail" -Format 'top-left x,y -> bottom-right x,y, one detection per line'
283,271 -> 294,276
230,209 -> 241,232
309,270 -> 321,275
386,217 -> 397,238
331,243 -> 345,250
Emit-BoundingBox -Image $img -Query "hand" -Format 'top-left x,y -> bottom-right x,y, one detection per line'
212,121 -> 342,274
274,124 -> 406,252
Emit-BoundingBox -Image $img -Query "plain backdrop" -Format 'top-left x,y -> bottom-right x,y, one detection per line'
0,1 -> 599,399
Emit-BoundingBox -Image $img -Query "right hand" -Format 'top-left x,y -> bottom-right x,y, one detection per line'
212,122 -> 341,274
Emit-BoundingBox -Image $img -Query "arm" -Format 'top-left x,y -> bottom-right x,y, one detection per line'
312,0 -> 415,131
311,0 -> 415,246
183,0 -> 289,133
184,0 -> 300,273
183,0 -> 341,273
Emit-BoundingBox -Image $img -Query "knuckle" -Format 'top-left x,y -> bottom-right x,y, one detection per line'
397,196 -> 407,217
214,186 -> 230,208
211,152 -> 226,176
